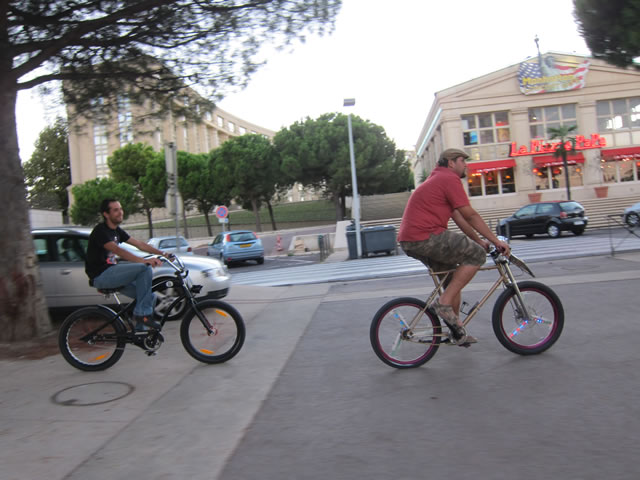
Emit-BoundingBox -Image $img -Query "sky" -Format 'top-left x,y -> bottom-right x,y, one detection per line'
16,0 -> 591,161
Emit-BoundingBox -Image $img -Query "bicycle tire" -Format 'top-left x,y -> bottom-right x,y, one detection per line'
180,300 -> 245,364
58,307 -> 126,371
492,281 -> 564,355
370,297 -> 441,369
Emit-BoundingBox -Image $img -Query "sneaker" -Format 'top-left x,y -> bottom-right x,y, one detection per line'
431,300 -> 461,329
134,315 -> 161,331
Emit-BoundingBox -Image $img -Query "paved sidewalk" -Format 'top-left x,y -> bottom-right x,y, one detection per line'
0,284 -> 329,480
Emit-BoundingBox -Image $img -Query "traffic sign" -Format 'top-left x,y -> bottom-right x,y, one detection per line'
215,206 -> 229,219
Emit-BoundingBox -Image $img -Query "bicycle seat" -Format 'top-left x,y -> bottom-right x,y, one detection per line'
97,287 -> 126,295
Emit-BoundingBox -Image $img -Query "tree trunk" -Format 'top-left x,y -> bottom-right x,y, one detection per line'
562,150 -> 571,201
146,207 -> 154,238
204,211 -> 212,236
0,86 -> 52,341
251,199 -> 262,232
333,194 -> 342,221
267,200 -> 277,231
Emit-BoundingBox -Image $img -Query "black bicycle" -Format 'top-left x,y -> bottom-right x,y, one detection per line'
58,255 -> 245,371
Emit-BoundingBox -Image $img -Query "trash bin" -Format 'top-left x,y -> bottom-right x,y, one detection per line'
361,225 -> 397,257
345,224 -> 397,258
345,224 -> 359,260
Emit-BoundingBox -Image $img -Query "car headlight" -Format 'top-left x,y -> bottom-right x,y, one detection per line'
201,267 -> 227,278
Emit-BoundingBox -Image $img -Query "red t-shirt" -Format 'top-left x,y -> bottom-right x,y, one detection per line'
397,166 -> 470,242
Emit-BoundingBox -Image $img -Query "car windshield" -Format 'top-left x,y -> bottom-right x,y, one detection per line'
159,238 -> 188,248
559,202 -> 583,212
229,232 -> 256,242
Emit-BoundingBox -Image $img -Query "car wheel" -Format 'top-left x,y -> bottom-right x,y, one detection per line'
219,253 -> 228,265
572,228 -> 585,236
256,257 -> 264,265
546,223 -> 561,238
626,212 -> 640,229
153,277 -> 187,321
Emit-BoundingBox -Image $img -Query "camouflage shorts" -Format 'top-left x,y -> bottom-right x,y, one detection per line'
400,230 -> 486,275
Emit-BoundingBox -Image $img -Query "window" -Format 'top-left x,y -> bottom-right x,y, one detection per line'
93,124 -> 109,178
217,116 -> 224,128
117,95 -> 133,145
228,121 -> 235,133
467,167 -> 515,197
533,164 -> 584,190
529,104 -> 577,138
597,98 -> 640,132
461,111 -> 510,161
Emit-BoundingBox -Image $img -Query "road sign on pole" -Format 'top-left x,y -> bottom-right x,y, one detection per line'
215,206 -> 229,219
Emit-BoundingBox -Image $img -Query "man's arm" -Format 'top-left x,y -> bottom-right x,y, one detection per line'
103,241 -> 163,267
456,205 -> 510,255
451,209 -> 489,249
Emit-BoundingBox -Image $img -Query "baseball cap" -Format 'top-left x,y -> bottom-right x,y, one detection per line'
439,148 -> 469,163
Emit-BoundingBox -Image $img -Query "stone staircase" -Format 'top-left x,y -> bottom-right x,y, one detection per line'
360,194 -> 640,234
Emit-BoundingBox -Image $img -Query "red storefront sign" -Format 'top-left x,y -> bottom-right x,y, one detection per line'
510,134 -> 606,157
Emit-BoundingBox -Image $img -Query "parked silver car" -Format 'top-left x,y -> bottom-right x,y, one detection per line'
147,235 -> 194,255
623,202 -> 640,228
32,227 -> 230,319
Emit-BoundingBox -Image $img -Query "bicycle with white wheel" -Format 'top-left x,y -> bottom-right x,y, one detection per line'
370,248 -> 564,369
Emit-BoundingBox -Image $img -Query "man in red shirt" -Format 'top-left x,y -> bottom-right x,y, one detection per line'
398,148 -> 510,344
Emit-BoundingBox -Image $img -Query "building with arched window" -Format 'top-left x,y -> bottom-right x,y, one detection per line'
414,52 -> 640,210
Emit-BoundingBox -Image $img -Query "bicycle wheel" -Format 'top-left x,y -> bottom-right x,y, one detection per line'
370,297 -> 441,369
180,300 -> 245,364
492,281 -> 564,355
58,307 -> 126,371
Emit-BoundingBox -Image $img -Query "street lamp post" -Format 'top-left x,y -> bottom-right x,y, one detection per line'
344,98 -> 362,258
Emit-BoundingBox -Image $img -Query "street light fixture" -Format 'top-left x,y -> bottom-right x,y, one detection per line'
344,98 -> 362,258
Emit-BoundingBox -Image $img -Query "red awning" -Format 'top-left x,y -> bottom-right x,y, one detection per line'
533,153 -> 585,168
467,158 -> 515,174
601,147 -> 640,161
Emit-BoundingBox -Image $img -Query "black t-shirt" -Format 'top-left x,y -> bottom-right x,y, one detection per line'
85,223 -> 131,280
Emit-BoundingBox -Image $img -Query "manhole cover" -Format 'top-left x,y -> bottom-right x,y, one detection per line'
51,381 -> 135,406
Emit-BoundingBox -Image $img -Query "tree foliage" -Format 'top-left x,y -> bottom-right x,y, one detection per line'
22,117 -> 71,220
274,113 -> 411,220
212,134 -> 283,231
549,124 -> 578,201
574,0 -> 640,69
0,0 -> 341,340
178,151 -> 230,236
108,143 -> 166,237
70,178 -> 137,226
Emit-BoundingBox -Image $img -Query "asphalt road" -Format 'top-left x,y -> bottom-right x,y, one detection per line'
218,253 -> 640,480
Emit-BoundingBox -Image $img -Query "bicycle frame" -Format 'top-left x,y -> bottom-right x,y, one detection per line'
407,251 -> 535,335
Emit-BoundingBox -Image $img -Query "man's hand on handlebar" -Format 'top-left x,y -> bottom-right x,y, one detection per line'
494,239 -> 511,257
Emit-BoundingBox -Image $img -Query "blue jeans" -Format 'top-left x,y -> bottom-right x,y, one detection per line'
93,263 -> 155,317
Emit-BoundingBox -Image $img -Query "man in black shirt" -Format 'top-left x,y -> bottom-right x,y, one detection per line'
86,199 -> 168,331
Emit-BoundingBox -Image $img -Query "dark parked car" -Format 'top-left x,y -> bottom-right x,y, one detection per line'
496,201 -> 588,238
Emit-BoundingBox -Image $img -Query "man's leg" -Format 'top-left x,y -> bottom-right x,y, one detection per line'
439,264 -> 480,319
93,263 -> 154,317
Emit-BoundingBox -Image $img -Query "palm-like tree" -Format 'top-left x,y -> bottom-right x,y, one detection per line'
548,125 -> 578,201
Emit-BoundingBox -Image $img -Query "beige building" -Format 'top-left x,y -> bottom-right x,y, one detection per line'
66,89 -> 320,204
414,52 -> 640,210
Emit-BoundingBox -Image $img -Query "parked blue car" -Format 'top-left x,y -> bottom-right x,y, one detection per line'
207,230 -> 265,265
